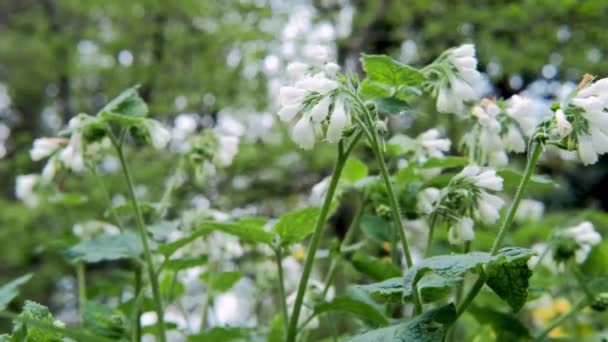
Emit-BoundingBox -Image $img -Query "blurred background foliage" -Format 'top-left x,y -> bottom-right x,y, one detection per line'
1,0 -> 608,336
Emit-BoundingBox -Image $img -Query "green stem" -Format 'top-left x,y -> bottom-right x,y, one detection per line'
275,247 -> 290,331
77,261 -> 86,323
0,311 -> 114,342
112,138 -> 167,342
157,157 -> 185,217
532,297 -> 588,341
89,165 -> 124,229
200,282 -> 213,331
286,141 -> 352,342
457,142 -> 543,318
132,265 -> 142,342
424,213 -> 439,258
570,264 -> 596,302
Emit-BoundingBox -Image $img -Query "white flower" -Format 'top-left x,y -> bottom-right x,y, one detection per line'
476,192 -> 504,224
506,95 -> 550,135
41,158 -> 59,180
309,177 -> 329,206
30,138 -> 64,161
448,217 -> 475,245
554,109 -> 572,139
418,129 -> 451,159
292,116 -> 316,150
144,119 -> 171,149
214,135 -> 239,167
278,61 -> 348,149
417,187 -> 441,214
15,174 -> 40,207
504,126 -> 526,153
58,134 -> 85,172
457,165 -> 503,192
326,99 -> 350,143
432,44 -> 483,114
563,221 -> 602,263
515,199 -> 544,222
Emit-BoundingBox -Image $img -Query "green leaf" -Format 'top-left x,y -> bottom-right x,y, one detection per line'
360,55 -> 424,88
197,218 -> 272,245
0,274 -> 32,311
157,228 -> 210,258
266,315 -> 285,342
498,169 -> 556,193
485,247 -> 535,312
201,271 -> 242,292
99,86 -> 148,118
314,296 -> 389,327
164,256 -> 208,271
188,327 -> 254,341
12,301 -> 62,342
418,275 -> 463,303
352,251 -> 401,281
64,231 -> 142,263
273,207 -> 320,245
374,97 -> 409,115
360,215 -> 393,243
82,302 -> 128,339
421,157 -> 469,169
353,277 -> 403,303
347,304 -> 457,342
359,79 -> 393,99
343,157 -> 369,183
468,305 -> 531,340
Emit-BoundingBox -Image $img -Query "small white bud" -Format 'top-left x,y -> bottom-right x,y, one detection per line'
554,109 -> 572,139
326,100 -> 348,143
292,116 -> 316,150
145,120 -> 171,149
448,217 -> 475,245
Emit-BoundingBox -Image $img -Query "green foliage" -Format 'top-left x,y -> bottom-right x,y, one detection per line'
201,271 -> 242,292
0,274 -> 32,311
485,247 -> 535,312
314,296 -> 389,327
64,231 -> 143,263
351,251 -> 401,281
11,301 -> 62,342
187,327 -> 255,342
82,302 -> 129,339
342,157 -> 369,183
353,277 -> 403,303
273,207 -> 320,246
468,305 -> 531,341
197,218 -> 272,245
347,304 -> 457,342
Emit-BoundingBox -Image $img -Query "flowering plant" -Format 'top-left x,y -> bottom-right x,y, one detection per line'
3,44 -> 608,342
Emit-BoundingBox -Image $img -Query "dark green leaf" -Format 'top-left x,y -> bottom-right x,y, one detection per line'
360,55 -> 424,88
64,231 -> 142,263
164,256 -> 208,271
418,275 -> 463,303
360,215 -> 393,243
353,277 -> 403,303
469,305 -> 531,340
273,207 -> 320,245
82,302 -> 128,339
374,97 -> 409,115
98,86 -> 148,118
314,296 -> 389,327
197,218 -> 272,245
485,247 -> 535,312
201,271 -> 242,292
352,251 -> 401,281
0,274 -> 33,311
347,304 -> 457,342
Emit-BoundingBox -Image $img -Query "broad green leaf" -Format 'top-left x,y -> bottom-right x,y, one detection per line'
485,247 -> 535,312
273,207 -> 320,245
360,215 -> 393,243
160,273 -> 185,301
360,55 -> 424,88
498,169 -> 556,193
12,301 -> 62,342
64,231 -> 142,263
98,86 -> 148,118
198,218 -> 272,245
418,274 -> 463,303
347,304 -> 457,342
314,296 -> 389,327
359,79 -> 393,100
374,97 -> 409,115
422,172 -> 458,189
353,277 -> 402,303
82,302 -> 128,339
468,305 -> 531,340
157,228 -> 210,258
352,251 -> 401,281
421,157 -> 469,169
201,271 -> 242,292
343,157 -> 369,183
266,315 -> 285,342
164,256 -> 208,271
0,274 -> 32,311
188,327 -> 254,341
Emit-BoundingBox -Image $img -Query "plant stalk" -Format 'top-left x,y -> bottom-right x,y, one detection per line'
275,247 -> 290,331
77,261 -> 87,323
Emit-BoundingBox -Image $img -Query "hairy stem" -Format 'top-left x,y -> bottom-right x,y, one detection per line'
275,247 -> 289,331
424,213 -> 439,258
457,142 -> 543,317
113,140 -> 166,342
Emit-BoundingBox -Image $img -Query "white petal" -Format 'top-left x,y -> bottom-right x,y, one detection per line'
571,97 -> 604,113
453,56 -> 477,71
578,78 -> 608,97
450,77 -> 477,100
578,134 -> 598,165
436,86 -> 451,113
324,63 -> 340,76
452,44 -> 475,58
309,96 -> 332,122
279,86 -> 308,106
505,126 -> 526,153
278,103 -> 301,122
287,62 -> 309,80
448,217 -> 475,245
292,117 -> 316,150
147,120 -> 171,149
326,100 -> 348,143
554,109 -> 572,138
591,127 -> 608,154
473,169 -> 503,191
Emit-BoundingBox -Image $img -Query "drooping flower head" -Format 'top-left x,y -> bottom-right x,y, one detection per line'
278,61 -> 352,149
423,44 -> 484,115
552,221 -> 602,264
546,76 -> 608,165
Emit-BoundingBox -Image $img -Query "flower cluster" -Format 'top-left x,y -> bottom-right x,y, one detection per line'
425,44 -> 484,115
549,77 -> 608,165
278,61 -> 351,149
430,165 -> 504,245
554,221 -> 602,264
463,96 -> 549,166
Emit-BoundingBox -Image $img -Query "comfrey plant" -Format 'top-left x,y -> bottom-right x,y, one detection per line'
2,45 -> 607,342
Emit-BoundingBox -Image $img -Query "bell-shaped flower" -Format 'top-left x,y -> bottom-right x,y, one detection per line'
15,174 -> 40,207
448,217 -> 475,245
143,119 -> 171,149
292,115 -> 317,150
